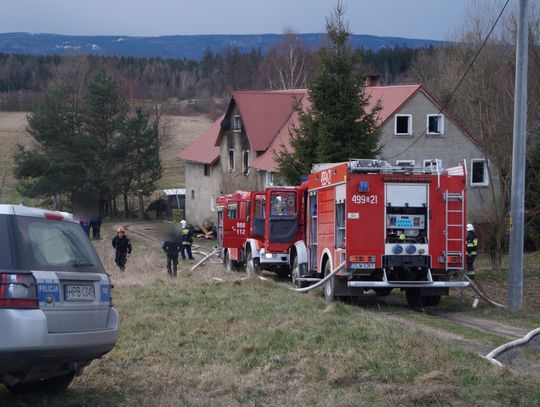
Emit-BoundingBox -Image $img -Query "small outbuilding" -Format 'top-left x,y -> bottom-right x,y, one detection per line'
163,189 -> 186,218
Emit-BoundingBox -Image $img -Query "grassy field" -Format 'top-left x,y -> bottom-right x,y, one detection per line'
0,111 -> 212,204
2,222 -> 540,406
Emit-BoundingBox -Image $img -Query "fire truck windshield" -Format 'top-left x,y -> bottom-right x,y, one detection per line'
270,192 -> 296,216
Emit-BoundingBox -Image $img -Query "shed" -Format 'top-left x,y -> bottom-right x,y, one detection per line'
164,189 -> 186,218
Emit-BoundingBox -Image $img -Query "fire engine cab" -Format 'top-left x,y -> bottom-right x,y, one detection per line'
216,187 -> 305,276
294,159 -> 470,307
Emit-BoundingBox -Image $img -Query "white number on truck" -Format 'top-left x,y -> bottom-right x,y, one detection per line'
351,195 -> 378,204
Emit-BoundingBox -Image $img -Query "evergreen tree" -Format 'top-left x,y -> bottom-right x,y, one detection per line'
14,84 -> 86,204
276,1 -> 381,184
113,109 -> 162,218
82,70 -> 127,215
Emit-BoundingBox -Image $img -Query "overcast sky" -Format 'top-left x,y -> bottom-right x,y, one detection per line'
1,0 -> 474,40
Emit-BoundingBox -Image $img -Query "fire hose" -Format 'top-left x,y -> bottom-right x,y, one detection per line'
463,273 -> 506,309
190,249 -> 220,272
289,262 -> 345,293
484,327 -> 540,367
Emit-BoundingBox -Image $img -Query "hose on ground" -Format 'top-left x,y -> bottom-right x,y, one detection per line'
484,327 -> 540,367
190,249 -> 220,272
463,273 -> 507,309
290,262 -> 345,293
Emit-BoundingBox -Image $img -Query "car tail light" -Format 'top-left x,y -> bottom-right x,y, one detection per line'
0,273 -> 38,309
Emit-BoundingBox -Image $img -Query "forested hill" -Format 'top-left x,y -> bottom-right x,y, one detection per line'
0,32 -> 443,60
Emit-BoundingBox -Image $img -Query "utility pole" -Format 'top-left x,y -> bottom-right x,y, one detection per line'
508,0 -> 529,310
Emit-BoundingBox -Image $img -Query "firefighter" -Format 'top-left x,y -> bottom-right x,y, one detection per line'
179,220 -> 194,260
112,226 -> 132,271
466,223 -> 478,279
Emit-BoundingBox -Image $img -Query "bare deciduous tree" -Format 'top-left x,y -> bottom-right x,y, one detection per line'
259,31 -> 317,90
407,0 -> 540,269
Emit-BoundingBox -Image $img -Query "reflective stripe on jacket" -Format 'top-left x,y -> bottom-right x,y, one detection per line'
181,227 -> 193,245
466,231 -> 478,256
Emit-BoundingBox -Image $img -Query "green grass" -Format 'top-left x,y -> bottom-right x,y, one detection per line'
2,276 -> 540,406
2,223 -> 540,406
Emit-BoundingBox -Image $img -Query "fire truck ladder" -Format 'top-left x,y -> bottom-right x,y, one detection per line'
443,190 -> 465,271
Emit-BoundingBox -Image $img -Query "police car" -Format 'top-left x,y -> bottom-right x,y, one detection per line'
0,205 -> 118,394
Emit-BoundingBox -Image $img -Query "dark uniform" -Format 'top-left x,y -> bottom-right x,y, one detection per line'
112,230 -> 132,271
466,227 -> 478,279
180,221 -> 194,260
90,216 -> 102,240
162,240 -> 180,276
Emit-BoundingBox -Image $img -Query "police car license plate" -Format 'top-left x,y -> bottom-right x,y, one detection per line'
64,284 -> 95,301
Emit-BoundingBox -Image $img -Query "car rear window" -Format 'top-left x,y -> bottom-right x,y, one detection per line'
0,216 -> 13,267
16,216 -> 103,272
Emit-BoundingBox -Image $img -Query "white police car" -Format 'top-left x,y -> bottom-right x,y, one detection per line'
0,205 -> 118,394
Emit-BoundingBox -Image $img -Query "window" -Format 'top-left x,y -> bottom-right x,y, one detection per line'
242,150 -> 249,175
210,194 -> 215,212
265,171 -> 273,187
0,216 -> 12,267
395,114 -> 412,135
17,217 -> 99,271
227,203 -> 237,219
335,202 -> 345,248
270,192 -> 296,216
228,149 -> 235,173
191,190 -> 195,199
427,114 -> 444,135
471,159 -> 489,186
204,164 -> 210,176
423,159 -> 442,171
233,115 -> 242,132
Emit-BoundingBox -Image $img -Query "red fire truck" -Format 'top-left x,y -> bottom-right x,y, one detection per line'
293,159 -> 470,306
216,187 -> 305,276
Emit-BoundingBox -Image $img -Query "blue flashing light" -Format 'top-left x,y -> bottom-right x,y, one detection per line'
393,245 -> 403,254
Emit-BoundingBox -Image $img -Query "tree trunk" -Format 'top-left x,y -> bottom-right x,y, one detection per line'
123,192 -> 129,219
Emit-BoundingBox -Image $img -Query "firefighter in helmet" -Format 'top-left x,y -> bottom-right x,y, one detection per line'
466,223 -> 478,279
179,220 -> 194,260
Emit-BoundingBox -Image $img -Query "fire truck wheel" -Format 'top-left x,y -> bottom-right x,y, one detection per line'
425,295 -> 441,306
405,289 -> 441,307
291,257 -> 304,288
323,261 -> 335,302
224,250 -> 234,273
405,288 -> 424,307
246,251 -> 260,275
374,288 -> 392,297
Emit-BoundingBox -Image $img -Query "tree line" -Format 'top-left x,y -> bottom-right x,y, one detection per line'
0,42 -> 422,112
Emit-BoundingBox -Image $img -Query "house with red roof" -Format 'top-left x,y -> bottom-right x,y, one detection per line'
178,81 -> 490,226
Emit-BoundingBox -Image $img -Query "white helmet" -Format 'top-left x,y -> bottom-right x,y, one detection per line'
466,223 -> 474,232
180,220 -> 187,228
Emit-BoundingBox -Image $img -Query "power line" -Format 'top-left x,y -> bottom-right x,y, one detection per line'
19,161 -> 54,206
382,0 -> 511,162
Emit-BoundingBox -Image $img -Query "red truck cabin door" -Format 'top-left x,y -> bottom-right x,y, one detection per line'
222,200 -> 247,249
250,192 -> 266,240
265,189 -> 298,251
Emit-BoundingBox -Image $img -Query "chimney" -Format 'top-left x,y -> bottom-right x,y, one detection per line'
364,74 -> 381,87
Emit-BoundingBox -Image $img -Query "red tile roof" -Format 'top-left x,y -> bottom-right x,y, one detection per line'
365,84 -> 421,124
218,90 -> 307,151
176,114 -> 223,164
178,84 -> 473,171
250,96 -> 310,172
